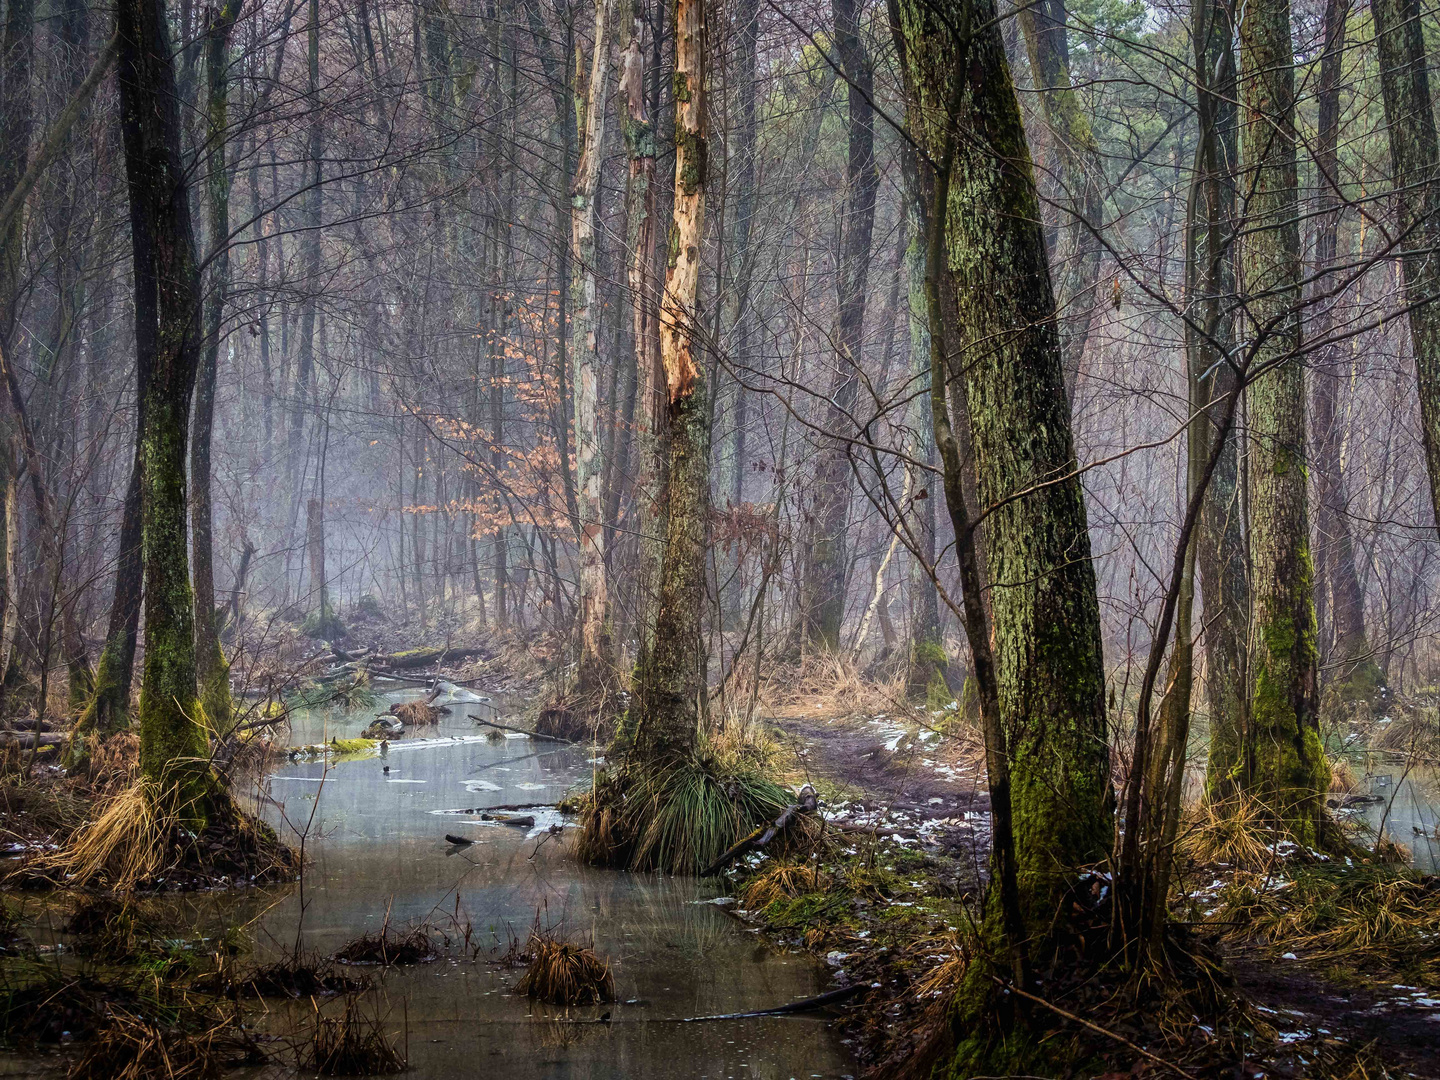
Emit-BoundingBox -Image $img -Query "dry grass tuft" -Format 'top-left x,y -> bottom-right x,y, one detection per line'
392,698 -> 441,728
516,929 -> 614,1005
739,860 -> 828,908
1211,863 -> 1440,978
758,653 -> 906,720
1328,755 -> 1361,795
66,1006 -> 257,1080
303,996 -> 406,1075
1179,793 -> 1276,870
40,778 -> 178,892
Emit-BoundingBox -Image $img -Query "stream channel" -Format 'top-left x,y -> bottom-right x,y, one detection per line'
247,684 -> 858,1079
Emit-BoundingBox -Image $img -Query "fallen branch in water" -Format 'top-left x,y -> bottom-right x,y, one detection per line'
701,784 -> 817,876
473,717 -> 572,743
680,982 -> 864,1020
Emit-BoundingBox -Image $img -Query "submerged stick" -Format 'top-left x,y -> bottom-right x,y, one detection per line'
701,784 -> 817,876
680,983 -> 864,1020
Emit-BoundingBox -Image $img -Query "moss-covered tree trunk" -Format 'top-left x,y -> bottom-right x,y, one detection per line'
797,0 -> 878,650
116,0 -> 214,811
628,0 -> 708,760
1186,0 -> 1251,805
192,0 -> 243,731
1016,0 -> 1104,391
1371,0 -> 1440,550
68,451 -> 144,764
1236,0 -> 1328,844
892,0 -> 1112,1047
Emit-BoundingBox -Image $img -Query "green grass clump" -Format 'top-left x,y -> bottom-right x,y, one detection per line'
578,755 -> 793,875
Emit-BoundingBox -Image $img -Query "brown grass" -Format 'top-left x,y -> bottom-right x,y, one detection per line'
757,653 -> 906,720
303,996 -> 406,1075
516,929 -> 614,1005
66,1007 -> 258,1080
1178,792 -> 1276,870
38,778 -> 178,892
739,860 -> 828,908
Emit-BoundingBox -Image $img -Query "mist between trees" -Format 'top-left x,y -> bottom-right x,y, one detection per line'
4,0 -> 1440,1071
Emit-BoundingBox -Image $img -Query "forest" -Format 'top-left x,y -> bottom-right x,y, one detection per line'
1,0 -> 1439,1075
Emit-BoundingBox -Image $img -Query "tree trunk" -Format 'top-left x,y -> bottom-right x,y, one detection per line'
1237,0 -> 1328,844
892,0 -> 1112,1034
619,0 -> 664,658
116,0 -> 215,811
798,0 -> 879,650
1016,0 -> 1104,391
1190,0 -> 1251,806
629,0 -> 709,760
571,0 -> 618,700
68,443 -> 144,764
1372,0 -> 1440,553
193,0 -> 243,731
1309,0 -> 1379,707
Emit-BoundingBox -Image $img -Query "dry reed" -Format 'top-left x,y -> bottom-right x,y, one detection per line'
516,930 -> 614,1005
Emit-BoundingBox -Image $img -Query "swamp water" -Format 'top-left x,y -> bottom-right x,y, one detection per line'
243,688 -> 857,1079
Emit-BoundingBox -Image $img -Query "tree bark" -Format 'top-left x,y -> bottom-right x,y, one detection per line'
193,0 -> 243,731
1237,0 -> 1328,844
629,0 -> 708,760
892,0 -> 1111,1018
1016,0 -> 1104,391
571,0 -> 618,700
798,0 -> 879,650
1371,0 -> 1440,553
1309,0 -> 1380,706
116,0 -> 215,811
1190,0 -> 1251,806
619,0 -> 664,658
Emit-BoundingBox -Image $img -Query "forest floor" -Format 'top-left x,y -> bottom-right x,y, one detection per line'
3,628 -> 1438,1078
727,689 -> 1440,1079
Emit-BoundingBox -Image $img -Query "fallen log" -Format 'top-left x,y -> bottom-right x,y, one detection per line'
3,717 -> 52,732
474,717 -> 572,743
444,834 -> 474,846
482,813 -> 535,827
0,731 -> 65,749
680,983 -> 864,1020
368,647 -> 490,671
702,784 -> 817,876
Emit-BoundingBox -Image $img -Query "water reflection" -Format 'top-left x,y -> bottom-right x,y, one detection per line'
254,695 -> 857,1079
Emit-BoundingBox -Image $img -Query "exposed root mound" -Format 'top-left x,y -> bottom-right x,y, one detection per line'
516,929 -> 614,1005
20,778 -> 295,892
303,995 -> 406,1075
576,755 -> 797,874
